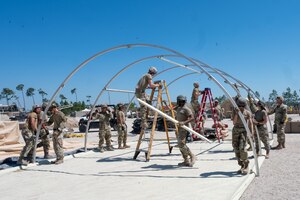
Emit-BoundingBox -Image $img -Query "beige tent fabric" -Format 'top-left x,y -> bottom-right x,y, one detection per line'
0,121 -> 21,146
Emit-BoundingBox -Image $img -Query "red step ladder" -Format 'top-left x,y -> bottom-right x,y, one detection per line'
193,88 -> 221,142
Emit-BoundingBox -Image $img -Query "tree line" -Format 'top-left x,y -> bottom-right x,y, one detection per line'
0,84 -> 92,114
214,87 -> 300,108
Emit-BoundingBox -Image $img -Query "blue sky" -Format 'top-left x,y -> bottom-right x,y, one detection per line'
1,0 -> 300,109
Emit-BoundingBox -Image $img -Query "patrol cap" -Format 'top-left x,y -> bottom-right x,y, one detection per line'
177,95 -> 187,101
32,105 -> 41,111
214,99 -> 219,103
49,104 -> 57,111
257,101 -> 265,109
276,96 -> 284,101
117,103 -> 124,108
193,82 -> 199,88
101,104 -> 108,108
148,66 -> 158,74
236,97 -> 247,107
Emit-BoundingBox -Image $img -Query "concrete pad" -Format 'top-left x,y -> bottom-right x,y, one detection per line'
0,137 -> 267,200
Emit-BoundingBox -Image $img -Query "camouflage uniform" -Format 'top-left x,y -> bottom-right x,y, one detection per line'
116,109 -> 129,148
268,103 -> 287,147
191,87 -> 200,115
176,104 -> 195,166
232,109 -> 251,171
47,110 -> 67,162
135,73 -> 153,128
38,111 -> 50,158
97,110 -> 113,151
249,103 -> 270,154
18,112 -> 38,164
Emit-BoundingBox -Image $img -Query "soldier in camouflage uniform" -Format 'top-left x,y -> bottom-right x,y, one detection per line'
135,66 -> 160,129
116,103 -> 130,149
268,96 -> 287,149
232,97 -> 253,175
248,96 -> 270,158
190,82 -> 203,115
47,105 -> 67,164
37,104 -> 51,159
97,104 -> 114,152
175,95 -> 196,167
17,105 -> 42,165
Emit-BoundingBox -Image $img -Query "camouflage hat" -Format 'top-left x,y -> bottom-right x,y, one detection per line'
49,104 -> 57,111
236,97 -> 247,107
276,96 -> 284,101
117,103 -> 124,108
101,104 -> 108,108
32,105 -> 41,111
193,82 -> 199,88
257,101 -> 266,109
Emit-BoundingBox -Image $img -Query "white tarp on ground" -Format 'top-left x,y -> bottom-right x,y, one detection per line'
0,121 -> 20,146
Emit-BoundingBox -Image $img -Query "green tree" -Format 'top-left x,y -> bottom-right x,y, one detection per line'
26,87 -> 36,105
268,89 -> 278,103
282,87 -> 293,106
38,88 -> 48,103
71,88 -> 78,102
86,95 -> 91,107
0,88 -> 15,105
215,95 -> 226,104
16,84 -> 26,110
59,94 -> 67,105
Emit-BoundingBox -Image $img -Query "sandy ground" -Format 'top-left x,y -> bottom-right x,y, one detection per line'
240,133 -> 300,199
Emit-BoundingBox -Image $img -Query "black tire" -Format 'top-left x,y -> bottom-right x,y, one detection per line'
79,124 -> 87,132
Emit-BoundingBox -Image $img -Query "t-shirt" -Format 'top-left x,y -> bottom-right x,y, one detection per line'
234,109 -> 251,127
176,105 -> 193,122
136,73 -> 152,93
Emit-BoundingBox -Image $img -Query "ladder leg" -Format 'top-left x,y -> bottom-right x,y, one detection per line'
133,129 -> 145,159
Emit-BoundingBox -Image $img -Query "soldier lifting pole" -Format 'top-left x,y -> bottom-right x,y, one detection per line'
137,98 -> 212,143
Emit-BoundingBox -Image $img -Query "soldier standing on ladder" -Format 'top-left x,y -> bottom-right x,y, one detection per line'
135,67 -> 160,129
175,95 -> 196,167
190,82 -> 203,115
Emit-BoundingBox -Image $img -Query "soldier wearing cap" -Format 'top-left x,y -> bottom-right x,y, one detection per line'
248,95 -> 270,158
116,103 -> 130,149
17,105 -> 42,165
175,95 -> 196,167
135,66 -> 160,129
37,103 -> 51,159
232,97 -> 253,175
190,82 -> 203,115
46,104 -> 67,164
96,104 -> 114,152
268,96 -> 287,149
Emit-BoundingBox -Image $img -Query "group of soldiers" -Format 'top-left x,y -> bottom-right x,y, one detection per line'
18,104 -> 67,165
95,103 -> 130,153
18,66 -> 287,175
134,66 -> 288,174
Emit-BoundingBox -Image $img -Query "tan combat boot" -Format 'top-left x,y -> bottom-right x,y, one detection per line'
241,160 -> 249,175
118,145 -> 125,149
189,154 -> 196,167
178,158 -> 191,167
123,143 -> 130,148
106,146 -> 114,151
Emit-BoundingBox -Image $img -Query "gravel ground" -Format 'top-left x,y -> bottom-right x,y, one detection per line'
240,133 -> 300,200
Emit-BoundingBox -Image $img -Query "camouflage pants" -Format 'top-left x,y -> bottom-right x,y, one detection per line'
39,129 -> 50,155
99,128 -> 112,148
276,123 -> 286,144
177,128 -> 193,160
135,92 -> 148,128
232,127 -> 248,165
117,124 -> 127,146
191,100 -> 199,115
254,125 -> 270,152
19,128 -> 36,160
52,130 -> 64,160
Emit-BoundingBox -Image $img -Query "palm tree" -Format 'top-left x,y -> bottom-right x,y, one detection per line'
0,88 -> 15,105
38,88 -> 48,102
26,87 -> 36,105
59,94 -> 67,105
16,84 -> 26,111
86,95 -> 91,107
71,88 -> 78,102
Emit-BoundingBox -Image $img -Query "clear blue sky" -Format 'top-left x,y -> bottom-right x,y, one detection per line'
1,0 -> 300,109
